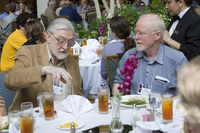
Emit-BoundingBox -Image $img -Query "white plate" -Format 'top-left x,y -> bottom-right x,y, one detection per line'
1,116 -> 9,132
121,95 -> 147,108
56,119 -> 85,130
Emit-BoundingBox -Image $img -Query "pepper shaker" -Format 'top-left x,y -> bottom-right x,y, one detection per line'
71,123 -> 76,133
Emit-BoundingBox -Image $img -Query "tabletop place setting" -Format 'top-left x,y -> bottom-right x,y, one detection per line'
1,89 -> 184,133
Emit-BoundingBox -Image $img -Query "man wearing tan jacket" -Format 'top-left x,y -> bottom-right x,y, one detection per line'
5,18 -> 84,111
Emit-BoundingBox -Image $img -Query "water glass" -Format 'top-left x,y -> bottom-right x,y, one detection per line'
8,110 -> 21,130
162,93 -> 173,123
20,102 -> 34,133
75,39 -> 82,46
98,86 -> 109,114
37,92 -> 44,117
148,91 -> 162,117
42,92 -> 55,120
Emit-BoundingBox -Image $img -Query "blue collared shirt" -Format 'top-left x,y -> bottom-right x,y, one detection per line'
0,12 -> 9,20
114,43 -> 188,95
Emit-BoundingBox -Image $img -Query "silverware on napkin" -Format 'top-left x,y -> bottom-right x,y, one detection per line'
92,59 -> 100,64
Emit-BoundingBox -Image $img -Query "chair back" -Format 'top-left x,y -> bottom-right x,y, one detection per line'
106,54 -> 120,93
75,33 -> 79,40
71,55 -> 79,62
40,14 -> 49,30
55,16 -> 69,20
87,13 -> 96,25
11,21 -> 17,33
0,71 -> 16,112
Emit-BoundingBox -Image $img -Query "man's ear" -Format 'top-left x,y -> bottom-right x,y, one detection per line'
154,31 -> 161,41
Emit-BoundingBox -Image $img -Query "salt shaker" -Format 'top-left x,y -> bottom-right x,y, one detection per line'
150,109 -> 155,121
131,104 -> 138,129
71,123 -> 76,133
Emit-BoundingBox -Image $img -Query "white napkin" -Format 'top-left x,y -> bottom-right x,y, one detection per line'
130,121 -> 182,133
72,41 -> 81,55
57,95 -> 94,118
79,39 -> 100,60
9,123 -> 19,133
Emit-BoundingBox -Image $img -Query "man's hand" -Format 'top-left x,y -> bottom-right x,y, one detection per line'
163,30 -> 171,44
41,66 -> 72,86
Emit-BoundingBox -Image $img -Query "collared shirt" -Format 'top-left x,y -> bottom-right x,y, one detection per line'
0,12 -> 9,20
1,13 -> 17,36
114,43 -> 188,95
46,44 -> 72,101
169,7 -> 190,36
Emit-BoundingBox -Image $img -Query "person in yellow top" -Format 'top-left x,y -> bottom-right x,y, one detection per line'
1,13 -> 32,71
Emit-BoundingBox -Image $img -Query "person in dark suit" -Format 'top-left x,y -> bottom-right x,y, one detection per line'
163,0 -> 200,60
60,3 -> 82,23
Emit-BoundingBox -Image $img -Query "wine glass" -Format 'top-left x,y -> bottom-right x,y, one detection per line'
148,91 -> 162,118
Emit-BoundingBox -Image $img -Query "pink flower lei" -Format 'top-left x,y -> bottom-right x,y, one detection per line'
118,53 -> 138,94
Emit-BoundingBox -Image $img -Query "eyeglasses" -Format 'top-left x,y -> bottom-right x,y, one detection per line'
134,30 -> 158,38
49,32 -> 75,47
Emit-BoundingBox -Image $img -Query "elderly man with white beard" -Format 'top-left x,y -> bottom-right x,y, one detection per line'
5,18 -> 85,112
112,13 -> 187,97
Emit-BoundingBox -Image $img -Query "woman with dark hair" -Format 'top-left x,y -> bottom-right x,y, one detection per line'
100,16 -> 135,81
23,20 -> 46,45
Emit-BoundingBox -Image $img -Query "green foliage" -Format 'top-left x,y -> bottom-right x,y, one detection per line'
118,0 -> 171,30
75,0 -> 171,39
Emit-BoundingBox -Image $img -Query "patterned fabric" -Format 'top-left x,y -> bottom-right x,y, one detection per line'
0,71 -> 16,113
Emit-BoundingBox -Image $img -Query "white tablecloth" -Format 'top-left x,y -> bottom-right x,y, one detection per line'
32,99 -> 184,133
79,60 -> 105,97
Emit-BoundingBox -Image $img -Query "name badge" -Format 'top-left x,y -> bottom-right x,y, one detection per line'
137,83 -> 151,96
53,83 -> 63,96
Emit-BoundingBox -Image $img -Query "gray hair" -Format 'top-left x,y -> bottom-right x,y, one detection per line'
48,1 -> 55,7
139,13 -> 165,41
47,18 -> 75,37
60,1 -> 66,6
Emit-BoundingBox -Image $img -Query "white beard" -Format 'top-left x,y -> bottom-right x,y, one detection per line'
49,43 -> 69,60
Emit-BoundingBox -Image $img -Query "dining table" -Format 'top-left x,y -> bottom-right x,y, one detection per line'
79,59 -> 105,98
29,97 -> 184,133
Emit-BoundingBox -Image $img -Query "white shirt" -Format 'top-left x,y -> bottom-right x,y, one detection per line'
169,7 -> 190,36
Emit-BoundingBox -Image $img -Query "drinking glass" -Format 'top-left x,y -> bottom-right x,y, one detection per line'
162,93 -> 173,123
98,86 -> 109,114
37,92 -> 44,117
96,45 -> 103,59
19,102 -> 34,133
42,92 -> 55,120
75,39 -> 82,46
148,91 -> 162,118
82,38 -> 87,46
8,110 -> 21,130
101,37 -> 108,46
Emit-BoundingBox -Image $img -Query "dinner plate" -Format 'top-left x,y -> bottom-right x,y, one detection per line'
1,116 -> 9,132
121,95 -> 147,108
56,119 -> 85,130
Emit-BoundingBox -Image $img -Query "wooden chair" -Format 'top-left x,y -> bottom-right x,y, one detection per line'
0,70 -> 16,112
87,13 -> 96,25
11,21 -> 17,33
55,15 -> 69,20
40,14 -> 49,30
106,54 -> 121,95
75,33 -> 79,40
71,55 -> 79,62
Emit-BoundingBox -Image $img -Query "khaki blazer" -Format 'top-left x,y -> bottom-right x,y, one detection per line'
5,43 -> 83,112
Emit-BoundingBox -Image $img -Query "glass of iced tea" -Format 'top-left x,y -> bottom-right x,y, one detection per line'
82,38 -> 87,46
101,37 -> 108,46
162,93 -> 173,123
98,86 -> 109,114
96,45 -> 103,59
42,92 -> 55,120
20,102 -> 34,133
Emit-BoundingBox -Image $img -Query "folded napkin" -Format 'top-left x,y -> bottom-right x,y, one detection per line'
129,121 -> 182,133
79,39 -> 100,60
72,41 -> 81,55
9,123 -> 19,133
57,95 -> 94,118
